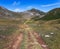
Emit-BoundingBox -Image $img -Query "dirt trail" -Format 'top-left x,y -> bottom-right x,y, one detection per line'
4,23 -> 49,49
24,24 -> 50,49
23,24 -> 43,49
28,32 -> 43,49
33,32 -> 50,49
6,33 -> 23,49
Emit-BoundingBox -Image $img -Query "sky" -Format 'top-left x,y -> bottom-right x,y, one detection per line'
0,0 -> 60,12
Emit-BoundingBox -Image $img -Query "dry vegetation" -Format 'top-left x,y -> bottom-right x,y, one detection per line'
27,19 -> 60,49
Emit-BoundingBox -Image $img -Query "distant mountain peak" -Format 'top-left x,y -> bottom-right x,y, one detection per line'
28,8 -> 41,12
29,8 -> 39,11
27,8 -> 45,15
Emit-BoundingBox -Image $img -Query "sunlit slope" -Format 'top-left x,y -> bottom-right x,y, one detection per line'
40,8 -> 60,20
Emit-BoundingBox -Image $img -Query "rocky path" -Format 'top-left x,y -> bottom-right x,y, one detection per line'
9,33 -> 23,49
22,24 -> 50,49
4,23 -> 49,49
33,32 -> 50,49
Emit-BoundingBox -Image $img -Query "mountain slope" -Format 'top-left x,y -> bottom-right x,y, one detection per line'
0,6 -> 22,19
40,8 -> 60,20
28,8 -> 45,15
0,7 -> 45,20
21,8 -> 45,19
0,6 -> 60,49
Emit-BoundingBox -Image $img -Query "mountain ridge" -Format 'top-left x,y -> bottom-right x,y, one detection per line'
40,8 -> 60,20
0,6 -> 60,21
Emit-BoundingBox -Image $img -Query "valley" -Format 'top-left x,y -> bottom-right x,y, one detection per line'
0,6 -> 60,49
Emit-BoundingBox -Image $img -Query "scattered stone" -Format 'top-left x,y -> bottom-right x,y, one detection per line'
41,44 -> 47,47
45,35 -> 50,38
50,32 -> 54,34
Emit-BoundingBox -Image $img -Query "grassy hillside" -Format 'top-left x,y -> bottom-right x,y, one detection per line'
28,8 -> 60,49
26,19 -> 60,49
40,8 -> 60,20
0,18 -> 23,49
0,7 -> 60,49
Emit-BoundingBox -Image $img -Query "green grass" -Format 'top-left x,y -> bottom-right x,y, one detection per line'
0,18 -> 20,49
26,19 -> 60,49
40,8 -> 60,21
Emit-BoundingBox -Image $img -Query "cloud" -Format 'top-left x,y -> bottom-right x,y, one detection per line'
41,2 -> 60,7
13,8 -> 20,12
12,1 -> 20,6
27,6 -> 33,9
13,8 -> 24,12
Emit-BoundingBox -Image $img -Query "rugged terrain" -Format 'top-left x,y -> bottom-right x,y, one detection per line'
0,6 -> 60,49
